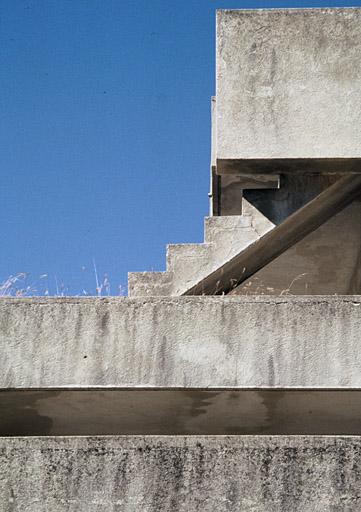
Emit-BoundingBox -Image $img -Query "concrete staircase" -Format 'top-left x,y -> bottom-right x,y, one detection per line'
128,200 -> 274,296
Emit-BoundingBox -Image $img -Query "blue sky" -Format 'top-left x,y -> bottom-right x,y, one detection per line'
1,0 -> 360,295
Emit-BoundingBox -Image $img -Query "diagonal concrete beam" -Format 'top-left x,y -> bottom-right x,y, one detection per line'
184,174 -> 361,296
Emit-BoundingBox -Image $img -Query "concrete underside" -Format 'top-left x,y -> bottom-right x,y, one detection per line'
3,389 -> 361,436
216,157 -> 361,175
0,436 -> 361,511
2,296 -> 361,388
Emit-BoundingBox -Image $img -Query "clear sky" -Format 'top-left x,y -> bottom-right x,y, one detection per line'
1,0 -> 361,295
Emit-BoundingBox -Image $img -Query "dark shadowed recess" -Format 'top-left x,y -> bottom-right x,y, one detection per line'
1,389 -> 361,436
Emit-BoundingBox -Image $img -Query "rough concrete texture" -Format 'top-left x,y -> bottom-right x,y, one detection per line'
216,8 -> 361,168
128,205 -> 273,296
210,96 -> 280,216
244,174 -> 341,226
4,389 -> 361,436
1,435 -> 361,511
2,296 -> 361,388
235,201 -> 361,295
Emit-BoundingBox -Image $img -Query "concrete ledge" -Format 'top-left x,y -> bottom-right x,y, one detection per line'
217,157 -> 361,175
1,296 -> 361,388
1,435 -> 361,511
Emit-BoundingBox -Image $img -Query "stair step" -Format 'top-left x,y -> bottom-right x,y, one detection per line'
165,244 -> 214,293
204,215 -> 252,243
204,215 -> 259,261
242,199 -> 275,236
166,243 -> 212,272
128,271 -> 173,297
127,204 -> 276,297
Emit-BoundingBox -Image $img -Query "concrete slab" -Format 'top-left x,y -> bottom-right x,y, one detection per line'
216,8 -> 361,173
2,296 -> 361,388
1,435 -> 361,511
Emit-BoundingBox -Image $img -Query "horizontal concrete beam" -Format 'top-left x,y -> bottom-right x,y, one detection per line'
3,389 -> 361,436
217,157 -> 361,175
236,173 -> 280,189
1,297 -> 361,388
1,436 -> 361,511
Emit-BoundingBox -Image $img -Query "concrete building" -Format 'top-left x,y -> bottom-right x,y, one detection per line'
1,8 -> 361,511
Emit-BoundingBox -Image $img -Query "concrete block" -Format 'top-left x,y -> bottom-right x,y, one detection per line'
128,271 -> 173,297
1,436 -> 361,511
216,8 -> 361,173
204,214 -> 252,242
204,212 -> 272,252
2,296 -> 361,388
166,243 -> 211,272
166,243 -> 214,294
204,215 -> 259,266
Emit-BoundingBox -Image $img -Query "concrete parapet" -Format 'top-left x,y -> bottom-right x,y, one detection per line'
1,435 -> 361,511
2,296 -> 361,388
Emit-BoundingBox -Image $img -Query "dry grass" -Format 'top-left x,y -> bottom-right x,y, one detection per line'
0,262 -> 125,297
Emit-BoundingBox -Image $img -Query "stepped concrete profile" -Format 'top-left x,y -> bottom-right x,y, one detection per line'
128,201 -> 274,296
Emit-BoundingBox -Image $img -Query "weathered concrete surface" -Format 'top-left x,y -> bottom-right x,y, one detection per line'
128,209 -> 273,296
1,435 -> 361,511
244,174 -> 342,226
234,201 -> 361,295
216,8 -> 361,172
3,389 -> 361,436
2,296 -> 361,388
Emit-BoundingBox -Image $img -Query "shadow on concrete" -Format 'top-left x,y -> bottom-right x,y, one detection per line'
1,389 -> 361,436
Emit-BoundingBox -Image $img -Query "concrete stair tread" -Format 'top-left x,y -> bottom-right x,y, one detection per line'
128,203 -> 275,296
128,271 -> 173,297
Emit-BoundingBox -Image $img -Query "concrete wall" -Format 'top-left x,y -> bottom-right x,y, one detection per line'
2,296 -> 361,388
216,8 -> 361,171
1,435 -> 361,511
